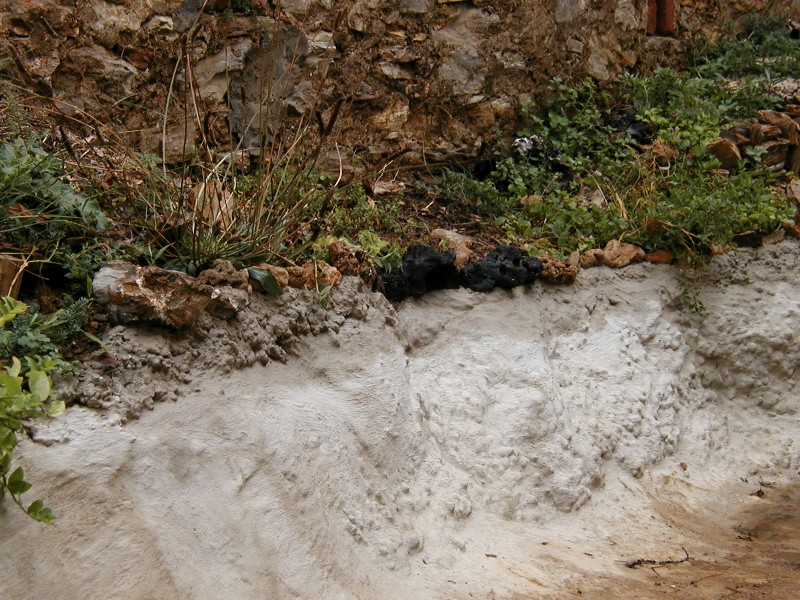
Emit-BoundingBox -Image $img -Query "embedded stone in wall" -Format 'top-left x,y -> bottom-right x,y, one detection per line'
369,98 -> 410,140
614,0 -> 643,30
556,0 -> 588,24
440,49 -> 485,97
400,0 -> 432,13
84,0 -> 158,49
194,38 -> 252,103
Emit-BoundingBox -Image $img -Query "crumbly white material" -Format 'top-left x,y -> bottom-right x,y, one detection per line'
1,242 -> 798,599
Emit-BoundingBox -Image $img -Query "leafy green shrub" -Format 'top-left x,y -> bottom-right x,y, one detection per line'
0,296 -> 88,370
689,16 -> 800,79
622,69 -> 778,152
519,78 -> 633,173
431,69 -> 796,263
622,158 -> 793,255
1,297 -> 66,524
0,138 -> 108,244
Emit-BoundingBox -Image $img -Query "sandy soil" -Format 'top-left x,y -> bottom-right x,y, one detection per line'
1,242 -> 799,599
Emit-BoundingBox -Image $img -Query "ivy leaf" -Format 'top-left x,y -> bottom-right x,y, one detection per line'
0,451 -> 12,475
8,356 -> 22,378
28,369 -> 51,401
47,400 -> 66,417
26,499 -> 56,524
7,466 -> 32,495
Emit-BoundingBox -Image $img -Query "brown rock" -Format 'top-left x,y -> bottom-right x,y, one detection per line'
706,138 -> 741,172
760,139 -> 791,171
287,266 -> 311,288
576,187 -> 606,208
645,138 -> 676,166
328,241 -> 361,276
206,286 -> 250,320
749,122 -> 782,145
787,179 -> 800,204
198,259 -> 252,292
787,146 -> 800,176
756,110 -> 800,145
567,250 -> 581,271
784,223 -> 800,238
784,104 -> 800,118
762,228 -> 785,245
303,261 -> 342,290
92,262 -> 213,329
645,249 -> 675,265
579,249 -> 605,269
601,240 -> 645,268
430,228 -> 474,269
539,256 -> 578,284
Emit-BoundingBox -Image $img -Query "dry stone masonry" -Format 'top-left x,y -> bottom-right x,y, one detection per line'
1,0 -> 795,168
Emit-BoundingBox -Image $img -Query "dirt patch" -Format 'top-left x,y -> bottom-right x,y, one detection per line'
568,481 -> 800,600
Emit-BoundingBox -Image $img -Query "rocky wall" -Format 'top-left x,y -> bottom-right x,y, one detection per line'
0,0 -> 793,168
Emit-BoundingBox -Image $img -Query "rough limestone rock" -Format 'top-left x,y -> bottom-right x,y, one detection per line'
580,248 -> 606,269
646,249 -> 675,265
539,255 -> 579,284
7,244 -> 800,599
328,241 -> 361,276
287,265 -> 312,288
206,285 -> 250,320
252,263 -> 290,290
92,262 -> 213,329
460,245 -> 542,292
601,240 -> 646,269
302,260 -> 343,290
198,259 -> 252,292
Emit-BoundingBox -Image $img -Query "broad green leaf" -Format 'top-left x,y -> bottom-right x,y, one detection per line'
247,268 -> 282,296
1,373 -> 24,397
0,430 -> 17,453
28,370 -> 51,400
8,357 -> 21,378
47,400 -> 65,417
7,466 -> 32,495
27,500 -> 55,524
0,297 -> 27,326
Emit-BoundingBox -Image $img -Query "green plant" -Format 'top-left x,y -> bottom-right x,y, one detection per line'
0,297 -> 89,369
356,230 -> 403,271
1,298 -> 66,523
622,69 -> 778,152
0,137 -> 108,246
688,16 -> 800,79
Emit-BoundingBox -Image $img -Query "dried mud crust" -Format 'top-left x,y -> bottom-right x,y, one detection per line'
55,277 -> 395,421
5,240 -> 799,600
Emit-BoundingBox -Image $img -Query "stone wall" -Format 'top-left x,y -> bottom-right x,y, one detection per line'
0,0 -> 793,168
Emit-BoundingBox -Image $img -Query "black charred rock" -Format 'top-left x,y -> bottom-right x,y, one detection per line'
378,245 -> 460,302
403,245 -> 460,296
378,267 -> 410,303
460,246 -> 542,292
